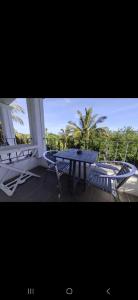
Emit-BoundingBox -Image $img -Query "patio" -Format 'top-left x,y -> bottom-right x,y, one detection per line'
0,98 -> 138,202
0,166 -> 137,202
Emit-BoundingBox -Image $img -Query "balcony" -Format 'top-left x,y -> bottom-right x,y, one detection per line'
0,98 -> 138,202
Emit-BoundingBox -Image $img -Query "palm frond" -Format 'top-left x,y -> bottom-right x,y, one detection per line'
77,110 -> 83,117
85,107 -> 92,115
89,114 -> 99,128
60,129 -> 65,134
77,110 -> 85,129
68,121 -> 81,131
11,115 -> 24,125
95,116 -> 107,124
84,108 -> 93,128
10,103 -> 25,114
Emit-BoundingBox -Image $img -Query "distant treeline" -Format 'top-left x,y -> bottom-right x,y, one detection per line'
46,127 -> 138,165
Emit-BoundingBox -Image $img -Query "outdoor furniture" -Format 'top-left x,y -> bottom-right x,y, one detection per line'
43,150 -> 70,199
53,149 -> 99,192
0,145 -> 40,196
87,161 -> 137,201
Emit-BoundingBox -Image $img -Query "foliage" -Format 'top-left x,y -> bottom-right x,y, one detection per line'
10,103 -> 25,125
15,132 -> 31,144
46,124 -> 138,166
45,108 -> 137,160
0,103 -> 25,144
67,107 -> 107,141
45,133 -> 60,150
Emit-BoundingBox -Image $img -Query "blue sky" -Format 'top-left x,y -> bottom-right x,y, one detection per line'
12,98 -> 138,134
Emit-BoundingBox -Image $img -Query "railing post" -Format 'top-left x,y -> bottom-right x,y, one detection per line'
135,146 -> 138,166
134,142 -> 137,164
114,141 -> 119,161
8,153 -> 12,164
124,142 -> 129,162
59,140 -> 60,151
105,140 -> 109,161
98,140 -> 101,161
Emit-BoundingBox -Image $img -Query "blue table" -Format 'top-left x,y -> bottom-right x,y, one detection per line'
54,149 -> 99,191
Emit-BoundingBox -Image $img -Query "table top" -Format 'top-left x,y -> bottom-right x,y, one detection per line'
54,149 -> 98,164
0,144 -> 38,155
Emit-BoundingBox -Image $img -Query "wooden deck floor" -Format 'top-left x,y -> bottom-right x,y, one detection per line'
0,166 -> 138,202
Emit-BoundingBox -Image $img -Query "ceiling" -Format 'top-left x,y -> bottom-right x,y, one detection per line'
0,98 -> 16,105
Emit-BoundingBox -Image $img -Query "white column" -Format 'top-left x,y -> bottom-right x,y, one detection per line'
0,103 -> 15,145
26,98 -> 45,157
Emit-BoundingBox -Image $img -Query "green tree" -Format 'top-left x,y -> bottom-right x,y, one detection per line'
59,126 -> 73,149
67,107 -> 107,148
46,132 -> 59,150
68,107 -> 107,139
15,132 -> 31,144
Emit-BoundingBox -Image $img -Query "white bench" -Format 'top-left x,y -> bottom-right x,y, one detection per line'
0,145 -> 40,196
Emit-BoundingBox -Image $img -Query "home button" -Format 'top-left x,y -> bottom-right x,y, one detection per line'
66,288 -> 73,295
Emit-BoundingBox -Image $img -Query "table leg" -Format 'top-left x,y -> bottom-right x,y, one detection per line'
68,160 -> 73,191
72,161 -> 76,178
72,161 -> 77,192
79,161 -> 81,179
83,162 -> 86,191
69,160 -> 73,177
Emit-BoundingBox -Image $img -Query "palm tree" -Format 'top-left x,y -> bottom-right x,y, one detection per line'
0,103 -> 25,145
68,107 -> 107,141
94,127 -> 110,138
59,127 -> 73,139
59,127 -> 71,149
10,103 -> 25,125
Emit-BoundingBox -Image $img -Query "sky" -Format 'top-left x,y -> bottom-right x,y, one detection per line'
12,98 -> 138,134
